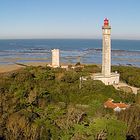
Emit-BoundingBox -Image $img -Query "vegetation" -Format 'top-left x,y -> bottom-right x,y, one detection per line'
112,66 -> 140,87
0,64 -> 140,139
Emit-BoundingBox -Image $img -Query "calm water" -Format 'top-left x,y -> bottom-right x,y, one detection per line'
0,39 -> 140,66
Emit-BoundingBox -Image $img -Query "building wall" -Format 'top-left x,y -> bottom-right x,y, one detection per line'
52,49 -> 60,67
93,73 -> 120,85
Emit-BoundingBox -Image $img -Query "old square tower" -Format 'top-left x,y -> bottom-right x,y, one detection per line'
92,19 -> 119,85
51,49 -> 60,68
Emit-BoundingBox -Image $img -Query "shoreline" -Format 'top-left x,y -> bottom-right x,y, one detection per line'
0,62 -> 99,73
0,62 -> 49,73
0,61 -> 139,74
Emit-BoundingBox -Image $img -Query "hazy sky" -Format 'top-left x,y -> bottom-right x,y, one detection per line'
0,0 -> 140,39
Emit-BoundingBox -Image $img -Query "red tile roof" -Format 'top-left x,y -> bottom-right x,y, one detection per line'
104,99 -> 129,109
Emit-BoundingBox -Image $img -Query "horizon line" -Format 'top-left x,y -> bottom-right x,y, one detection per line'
0,38 -> 140,41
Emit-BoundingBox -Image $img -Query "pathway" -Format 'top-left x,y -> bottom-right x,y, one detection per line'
113,82 -> 139,94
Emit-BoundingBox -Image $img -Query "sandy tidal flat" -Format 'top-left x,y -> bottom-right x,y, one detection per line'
0,62 -> 49,73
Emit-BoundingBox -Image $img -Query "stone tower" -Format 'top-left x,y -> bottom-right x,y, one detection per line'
92,19 -> 119,85
52,49 -> 60,67
102,18 -> 111,76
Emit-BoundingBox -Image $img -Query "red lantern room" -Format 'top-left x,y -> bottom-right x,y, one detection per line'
104,18 -> 109,26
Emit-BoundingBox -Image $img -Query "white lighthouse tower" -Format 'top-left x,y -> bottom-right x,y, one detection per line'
102,18 -> 111,76
92,19 -> 119,85
51,49 -> 60,68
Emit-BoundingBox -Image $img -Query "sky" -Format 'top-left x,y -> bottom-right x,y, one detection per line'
0,0 -> 140,39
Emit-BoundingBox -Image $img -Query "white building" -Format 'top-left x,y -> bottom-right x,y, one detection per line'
51,49 -> 60,68
92,19 -> 119,85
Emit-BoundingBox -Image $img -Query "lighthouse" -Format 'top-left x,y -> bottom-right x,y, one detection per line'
51,49 -> 60,68
102,18 -> 111,76
92,19 -> 119,85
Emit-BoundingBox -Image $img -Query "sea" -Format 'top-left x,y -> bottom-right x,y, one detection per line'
0,39 -> 140,67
